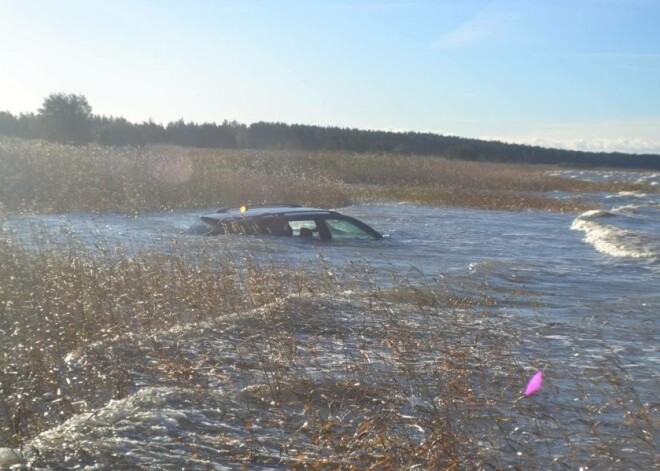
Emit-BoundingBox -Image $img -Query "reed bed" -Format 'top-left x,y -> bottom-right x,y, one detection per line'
2,137 -> 652,215
0,233 -> 655,469
1,137 -> 656,468
0,234 -> 298,445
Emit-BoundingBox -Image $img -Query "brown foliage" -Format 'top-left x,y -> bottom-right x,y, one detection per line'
2,137 -> 653,215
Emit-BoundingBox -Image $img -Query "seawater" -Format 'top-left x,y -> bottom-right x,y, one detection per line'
1,169 -> 658,467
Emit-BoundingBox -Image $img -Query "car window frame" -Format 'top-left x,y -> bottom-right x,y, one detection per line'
284,214 -> 332,241
321,214 -> 382,240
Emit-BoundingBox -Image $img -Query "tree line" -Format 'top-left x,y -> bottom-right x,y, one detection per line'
1,92 -> 659,169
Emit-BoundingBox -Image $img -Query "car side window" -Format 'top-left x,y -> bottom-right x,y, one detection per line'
325,218 -> 374,240
288,219 -> 320,239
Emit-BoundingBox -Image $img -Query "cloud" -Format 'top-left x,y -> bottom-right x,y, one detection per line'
434,8 -> 521,49
558,52 -> 660,60
317,1 -> 422,12
504,137 -> 660,154
482,118 -> 660,154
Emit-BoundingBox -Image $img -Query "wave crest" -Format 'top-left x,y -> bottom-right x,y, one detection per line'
571,218 -> 658,259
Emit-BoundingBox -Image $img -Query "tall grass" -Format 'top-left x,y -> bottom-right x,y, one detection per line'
1,137 -> 656,467
0,235 -> 299,446
0,232 -> 524,467
2,137 -> 652,215
0,234 -> 655,468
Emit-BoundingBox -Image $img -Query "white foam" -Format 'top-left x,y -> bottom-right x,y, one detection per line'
608,191 -> 648,199
577,209 -> 613,218
0,448 -> 23,467
571,218 -> 657,258
27,387 -> 236,470
612,204 -> 643,212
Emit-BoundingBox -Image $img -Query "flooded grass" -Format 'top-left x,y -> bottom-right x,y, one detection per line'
2,137 -> 654,216
0,137 -> 657,467
0,233 -> 656,469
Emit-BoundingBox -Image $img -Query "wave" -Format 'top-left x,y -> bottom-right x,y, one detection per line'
577,209 -> 616,218
571,216 -> 658,259
606,191 -> 648,199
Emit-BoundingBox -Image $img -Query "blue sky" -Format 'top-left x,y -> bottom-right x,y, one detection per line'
1,0 -> 659,153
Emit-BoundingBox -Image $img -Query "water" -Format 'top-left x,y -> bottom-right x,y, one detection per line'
1,169 -> 658,468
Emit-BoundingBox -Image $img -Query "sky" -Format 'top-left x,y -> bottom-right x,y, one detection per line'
1,0 -> 659,154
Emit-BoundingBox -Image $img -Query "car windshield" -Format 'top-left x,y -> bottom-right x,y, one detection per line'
325,218 -> 375,240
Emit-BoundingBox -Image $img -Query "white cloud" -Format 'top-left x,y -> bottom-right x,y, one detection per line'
317,1 -> 422,11
482,117 -> 660,154
503,137 -> 660,154
434,8 -> 521,49
557,52 -> 660,60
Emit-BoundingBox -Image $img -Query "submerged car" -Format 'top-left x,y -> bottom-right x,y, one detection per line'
189,204 -> 382,241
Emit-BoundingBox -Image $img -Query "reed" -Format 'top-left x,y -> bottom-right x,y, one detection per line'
2,137 -> 653,215
1,137 -> 656,467
0,232 -> 655,468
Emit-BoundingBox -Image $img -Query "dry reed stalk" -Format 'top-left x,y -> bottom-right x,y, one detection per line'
2,137 -> 654,215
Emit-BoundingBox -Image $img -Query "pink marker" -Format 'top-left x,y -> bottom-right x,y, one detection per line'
524,371 -> 543,397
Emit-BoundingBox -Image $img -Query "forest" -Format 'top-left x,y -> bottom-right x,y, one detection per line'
2,92 -> 659,169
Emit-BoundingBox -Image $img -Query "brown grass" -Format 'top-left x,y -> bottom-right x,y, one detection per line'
1,138 -> 656,467
2,137 -> 653,215
0,234 -> 517,467
0,229 -> 656,468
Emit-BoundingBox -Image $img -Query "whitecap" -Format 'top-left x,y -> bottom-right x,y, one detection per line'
575,209 -> 615,219
611,191 -> 647,199
25,387 -> 236,470
571,218 -> 658,258
0,448 -> 23,467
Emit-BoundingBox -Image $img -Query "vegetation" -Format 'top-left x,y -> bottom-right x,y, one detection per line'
0,235 -> 654,468
37,93 -> 93,145
2,93 -> 659,169
1,137 -> 654,216
0,134 -> 656,467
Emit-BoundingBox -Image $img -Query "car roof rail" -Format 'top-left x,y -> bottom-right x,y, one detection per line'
215,203 -> 302,213
214,207 -> 233,213
249,203 -> 303,209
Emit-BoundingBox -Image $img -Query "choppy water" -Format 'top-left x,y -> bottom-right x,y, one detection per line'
1,169 -> 658,468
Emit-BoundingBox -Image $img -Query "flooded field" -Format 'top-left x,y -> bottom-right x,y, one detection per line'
1,169 -> 658,469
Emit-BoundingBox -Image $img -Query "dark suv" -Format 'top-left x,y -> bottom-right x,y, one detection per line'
188,204 -> 382,241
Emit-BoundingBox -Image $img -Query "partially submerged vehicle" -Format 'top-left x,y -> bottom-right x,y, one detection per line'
189,204 -> 382,241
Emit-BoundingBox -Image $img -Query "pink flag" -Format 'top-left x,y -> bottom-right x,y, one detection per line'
524,371 -> 543,397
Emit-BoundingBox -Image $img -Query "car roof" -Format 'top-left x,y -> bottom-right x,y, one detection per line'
202,204 -> 333,222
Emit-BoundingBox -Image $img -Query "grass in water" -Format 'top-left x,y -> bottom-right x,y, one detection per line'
0,137 -> 656,467
2,137 -> 654,215
0,233 -> 655,468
